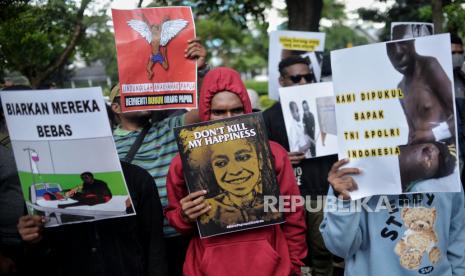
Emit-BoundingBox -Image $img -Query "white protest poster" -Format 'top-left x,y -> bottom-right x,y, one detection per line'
0,87 -> 134,227
268,30 -> 325,100
331,34 -> 460,199
391,22 -> 434,40
279,82 -> 338,159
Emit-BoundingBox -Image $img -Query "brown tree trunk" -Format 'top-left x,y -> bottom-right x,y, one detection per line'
432,0 -> 443,33
29,0 -> 91,88
285,0 -> 323,31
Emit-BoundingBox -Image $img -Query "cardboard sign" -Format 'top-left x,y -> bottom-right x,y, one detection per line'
331,34 -> 460,199
279,82 -> 338,159
268,30 -> 325,100
112,7 -> 197,112
1,87 -> 134,227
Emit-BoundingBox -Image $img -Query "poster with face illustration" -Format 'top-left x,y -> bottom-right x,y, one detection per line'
174,113 -> 284,238
279,82 -> 338,159
268,30 -> 326,100
112,7 -> 197,112
0,88 -> 134,227
331,33 -> 461,200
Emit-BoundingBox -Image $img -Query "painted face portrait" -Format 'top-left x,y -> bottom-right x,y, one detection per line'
210,139 -> 260,197
387,40 -> 416,75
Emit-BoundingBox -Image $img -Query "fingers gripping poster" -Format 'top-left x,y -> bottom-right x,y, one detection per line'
0,88 -> 134,227
112,7 -> 196,112
331,34 -> 461,199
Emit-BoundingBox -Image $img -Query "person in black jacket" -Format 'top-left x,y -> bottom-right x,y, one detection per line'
17,161 -> 168,276
263,55 -> 337,276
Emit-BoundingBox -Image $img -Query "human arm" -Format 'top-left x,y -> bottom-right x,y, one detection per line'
446,191 -> 465,275
185,38 -> 207,70
319,159 -> 364,258
271,142 -> 307,274
165,155 -> 210,234
182,38 -> 207,125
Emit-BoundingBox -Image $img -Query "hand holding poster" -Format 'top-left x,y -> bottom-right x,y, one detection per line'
112,7 -> 197,112
0,88 -> 134,227
268,30 -> 325,100
279,82 -> 338,159
174,113 -> 283,238
331,34 -> 460,199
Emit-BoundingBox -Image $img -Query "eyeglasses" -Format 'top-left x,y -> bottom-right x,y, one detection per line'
287,73 -> 315,84
452,50 -> 464,55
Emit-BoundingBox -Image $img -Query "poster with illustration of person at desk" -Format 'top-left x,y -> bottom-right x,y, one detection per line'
331,33 -> 460,200
112,7 -> 197,112
174,113 -> 284,238
0,87 -> 134,227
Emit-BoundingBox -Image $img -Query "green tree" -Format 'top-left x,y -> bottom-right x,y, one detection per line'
145,0 -> 270,74
0,0 -> 112,88
358,0 -> 465,41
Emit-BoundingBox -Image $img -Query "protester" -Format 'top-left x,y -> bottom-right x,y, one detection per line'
320,159 -> 465,275
0,85 -> 32,275
451,33 -> 465,99
17,161 -> 168,276
263,55 -> 337,275
110,38 -> 205,276
165,67 -> 306,276
0,144 -> 25,275
450,33 -> 465,181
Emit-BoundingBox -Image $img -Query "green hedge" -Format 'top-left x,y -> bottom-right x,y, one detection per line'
244,80 -> 268,96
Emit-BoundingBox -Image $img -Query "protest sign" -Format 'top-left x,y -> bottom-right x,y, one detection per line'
0,88 -> 134,227
391,22 -> 434,40
174,113 -> 283,238
112,7 -> 196,112
279,82 -> 338,159
331,34 -> 460,199
268,30 -> 325,100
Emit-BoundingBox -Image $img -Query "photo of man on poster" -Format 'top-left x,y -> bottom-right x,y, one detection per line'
386,36 -> 457,191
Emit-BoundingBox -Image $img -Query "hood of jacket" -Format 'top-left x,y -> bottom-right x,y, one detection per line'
198,67 -> 252,121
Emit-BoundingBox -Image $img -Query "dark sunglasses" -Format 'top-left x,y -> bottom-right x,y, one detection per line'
452,50 -> 464,55
287,73 -> 315,84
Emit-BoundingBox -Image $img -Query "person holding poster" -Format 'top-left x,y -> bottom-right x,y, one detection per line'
17,161 -> 169,276
111,30 -> 206,275
263,55 -> 337,275
320,159 -> 465,275
165,67 -> 306,276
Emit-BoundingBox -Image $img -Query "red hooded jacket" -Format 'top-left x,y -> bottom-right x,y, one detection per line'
165,67 -> 307,276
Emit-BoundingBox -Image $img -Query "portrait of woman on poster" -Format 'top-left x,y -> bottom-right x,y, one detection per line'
193,124 -> 280,228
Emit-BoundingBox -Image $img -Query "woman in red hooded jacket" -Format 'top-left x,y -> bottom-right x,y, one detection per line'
165,67 -> 307,276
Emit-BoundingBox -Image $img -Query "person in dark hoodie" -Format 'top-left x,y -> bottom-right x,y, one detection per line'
17,161 -> 168,276
165,67 -> 307,276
